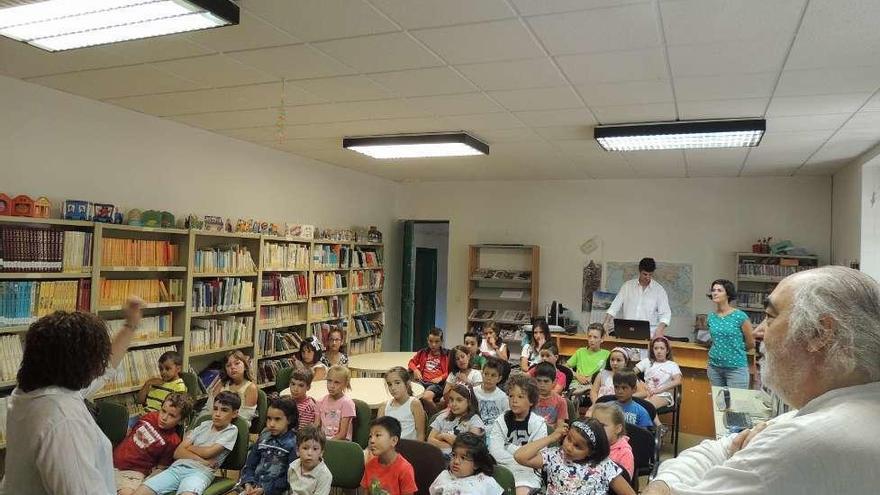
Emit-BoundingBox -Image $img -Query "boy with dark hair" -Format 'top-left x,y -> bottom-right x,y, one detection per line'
134,391 -> 241,495
463,331 -> 486,370
407,327 -> 449,403
532,362 -> 569,429
234,398 -> 298,495
361,416 -> 418,495
613,370 -> 653,428
474,357 -> 509,426
138,350 -> 187,414
114,393 -> 192,495
281,368 -> 320,428
526,342 -> 567,394
288,425 -> 331,495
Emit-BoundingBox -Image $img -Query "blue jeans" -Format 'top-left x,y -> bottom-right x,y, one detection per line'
707,364 -> 750,389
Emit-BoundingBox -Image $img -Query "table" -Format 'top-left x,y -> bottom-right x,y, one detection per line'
307,377 -> 425,409
554,335 -> 757,437
346,352 -> 414,378
710,386 -> 773,438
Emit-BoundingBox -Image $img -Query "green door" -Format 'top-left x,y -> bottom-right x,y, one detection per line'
413,247 -> 438,351
400,220 -> 415,351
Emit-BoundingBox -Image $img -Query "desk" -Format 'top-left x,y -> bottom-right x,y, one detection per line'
711,386 -> 772,438
554,335 -> 756,437
346,352 -> 414,377
307,377 -> 425,409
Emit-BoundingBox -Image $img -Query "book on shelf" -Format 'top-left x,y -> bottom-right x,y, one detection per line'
261,273 -> 307,302
0,226 -> 92,273
498,310 -> 531,324
348,336 -> 379,355
353,292 -> 383,313
101,238 -> 179,267
100,279 -> 184,306
256,357 -> 300,386
107,313 -> 173,342
262,242 -> 309,270
191,277 -> 254,313
351,247 -> 382,269
472,268 -> 531,281
311,244 -> 351,269
0,280 -> 85,327
737,263 -> 814,278
259,305 -> 306,326
351,269 -> 383,291
94,345 -> 177,396
189,316 -> 253,352
312,272 -> 347,295
258,328 -> 302,356
737,291 -> 769,308
0,396 -> 8,444
309,296 -> 345,319
193,244 -> 256,274
468,308 -> 497,320
352,316 -> 383,337
0,334 -> 24,382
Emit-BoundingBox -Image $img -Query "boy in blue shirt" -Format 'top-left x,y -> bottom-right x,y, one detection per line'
613,370 -> 654,428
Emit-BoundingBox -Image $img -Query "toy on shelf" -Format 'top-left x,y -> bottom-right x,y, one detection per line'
160,211 -> 174,228
33,197 -> 51,218
126,209 -> 143,226
286,224 -> 314,239
64,200 -> 93,221
203,215 -> 224,232
184,214 -> 204,230
141,210 -> 161,227
94,203 -> 122,224
11,195 -> 34,217
368,226 -> 382,243
0,193 -> 10,216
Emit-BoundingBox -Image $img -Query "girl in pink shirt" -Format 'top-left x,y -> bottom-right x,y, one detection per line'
592,402 -> 634,479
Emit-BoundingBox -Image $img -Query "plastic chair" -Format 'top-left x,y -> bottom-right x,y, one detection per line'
194,415 -> 251,495
250,388 -> 268,434
94,400 -> 129,447
556,363 -> 574,392
493,465 -> 516,495
625,423 -> 661,491
656,384 -> 683,456
324,439 -> 366,489
351,398 -> 373,449
180,371 -> 202,398
274,366 -> 294,392
397,439 -> 445,495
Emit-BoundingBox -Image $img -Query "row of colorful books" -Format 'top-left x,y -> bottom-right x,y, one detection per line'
100,279 -> 183,305
107,313 -> 173,341
193,245 -> 256,274
311,244 -> 352,269
0,226 -> 92,272
257,357 -> 299,386
737,291 -> 769,308
353,292 -> 383,313
101,238 -> 179,267
261,273 -> 307,302
351,248 -> 382,269
191,278 -> 254,313
189,316 -> 253,352
308,296 -> 345,319
0,334 -> 24,382
737,263 -> 814,278
258,328 -> 303,356
348,336 -> 379,354
259,305 -> 307,326
472,268 -> 531,281
0,280 -> 89,326
262,242 -> 309,271
313,272 -> 347,294
351,269 -> 383,291
98,345 -> 177,394
352,316 -> 383,337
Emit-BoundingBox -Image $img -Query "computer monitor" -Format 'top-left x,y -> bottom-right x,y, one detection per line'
613,318 -> 651,340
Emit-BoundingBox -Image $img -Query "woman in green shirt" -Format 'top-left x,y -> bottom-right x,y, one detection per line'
706,279 -> 755,389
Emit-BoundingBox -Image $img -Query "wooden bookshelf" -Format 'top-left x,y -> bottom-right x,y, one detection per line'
735,252 -> 819,326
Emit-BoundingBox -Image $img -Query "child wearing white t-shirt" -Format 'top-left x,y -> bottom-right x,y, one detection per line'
635,337 -> 682,410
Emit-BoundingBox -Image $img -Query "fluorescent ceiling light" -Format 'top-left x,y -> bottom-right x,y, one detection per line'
0,0 -> 238,52
595,119 -> 766,151
343,133 -> 489,159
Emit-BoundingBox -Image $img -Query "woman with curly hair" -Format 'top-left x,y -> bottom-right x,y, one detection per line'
0,297 -> 143,495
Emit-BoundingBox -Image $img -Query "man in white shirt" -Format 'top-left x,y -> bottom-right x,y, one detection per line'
643,266 -> 880,495
604,257 -> 671,338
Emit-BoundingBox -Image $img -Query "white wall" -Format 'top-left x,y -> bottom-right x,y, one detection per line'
0,75 -> 401,349
860,154 -> 880,281
398,177 -> 832,343
413,222 -> 449,331
831,161 -> 862,267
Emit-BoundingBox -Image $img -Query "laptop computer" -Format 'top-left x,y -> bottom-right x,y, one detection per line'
613,318 -> 651,340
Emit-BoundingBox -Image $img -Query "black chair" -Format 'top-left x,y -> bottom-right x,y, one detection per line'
556,363 -> 574,392
397,439 -> 446,495
656,384 -> 683,456
625,423 -> 661,491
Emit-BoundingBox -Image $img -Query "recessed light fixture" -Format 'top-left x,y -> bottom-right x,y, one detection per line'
0,0 -> 239,52
343,132 -> 490,159
595,119 -> 766,151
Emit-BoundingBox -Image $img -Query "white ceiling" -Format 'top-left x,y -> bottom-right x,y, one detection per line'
3,0 -> 880,181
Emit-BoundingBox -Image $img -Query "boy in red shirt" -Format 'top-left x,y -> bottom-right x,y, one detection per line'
113,392 -> 192,495
407,327 -> 449,403
361,416 -> 417,495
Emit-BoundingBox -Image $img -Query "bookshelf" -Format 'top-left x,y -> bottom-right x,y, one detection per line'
0,218 -> 386,404
735,252 -> 819,325
467,244 -> 540,363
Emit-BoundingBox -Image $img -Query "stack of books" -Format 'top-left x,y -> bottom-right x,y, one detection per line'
100,279 -> 183,305
0,226 -> 93,273
257,357 -> 299,386
191,278 -> 254,313
312,244 -> 351,269
107,313 -> 173,341
351,247 -> 382,269
194,245 -> 256,274
352,316 -> 383,337
312,272 -> 347,295
1,280 -> 88,326
351,269 -> 383,290
353,292 -> 382,313
261,273 -> 307,302
189,316 -> 253,351
101,238 -> 179,267
262,243 -> 309,270
309,296 -> 344,319
0,334 -> 24,382
258,329 -> 303,356
259,305 -> 306,327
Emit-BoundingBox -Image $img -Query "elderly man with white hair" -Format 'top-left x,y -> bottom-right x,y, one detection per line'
644,266 -> 880,495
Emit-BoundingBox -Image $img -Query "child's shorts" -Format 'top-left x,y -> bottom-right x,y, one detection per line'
420,380 -> 445,400
143,463 -> 214,494
114,469 -> 145,492
654,391 -> 674,408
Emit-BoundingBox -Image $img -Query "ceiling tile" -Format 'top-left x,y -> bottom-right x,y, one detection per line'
412,20 -> 544,64
227,45 -> 354,80
785,0 -> 880,70
104,33 -> 214,64
28,65 -> 200,100
269,138 -> 341,153
660,0 -> 805,45
807,137 -> 877,164
744,148 -> 813,167
740,164 -> 797,176
512,0 -> 648,16
243,0 -> 398,41
218,126 -> 279,142
766,93 -> 871,117
757,130 -> 834,153
513,108 -> 596,127
842,110 -> 880,129
576,80 -> 674,106
526,3 -> 660,55
775,66 -> 880,96
283,99 -> 426,125
0,38 -> 125,79
369,67 -> 477,97
668,38 -> 789,77
863,92 -> 880,111
440,113 -> 525,130
152,55 -> 276,88
797,160 -> 850,176
591,103 -> 676,124
170,108 -> 281,130
487,87 -> 582,111
185,12 -> 299,52
687,167 -> 741,178
456,58 -> 566,90
533,125 -> 593,140
407,93 -> 503,116
474,127 -> 542,142
551,139 -> 605,156
371,0 -> 514,29
677,98 -> 768,119
315,33 -> 443,73
290,75 -> 393,102
556,48 -> 668,84
684,148 -> 749,175
624,151 -> 687,178
674,73 -> 777,101
767,114 -> 852,132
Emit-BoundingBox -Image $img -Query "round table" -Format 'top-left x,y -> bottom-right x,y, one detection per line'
346,352 -> 414,377
307,377 -> 425,408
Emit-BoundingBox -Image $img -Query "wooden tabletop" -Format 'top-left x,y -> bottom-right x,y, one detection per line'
711,386 -> 773,438
307,377 -> 425,408
346,352 -> 414,373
